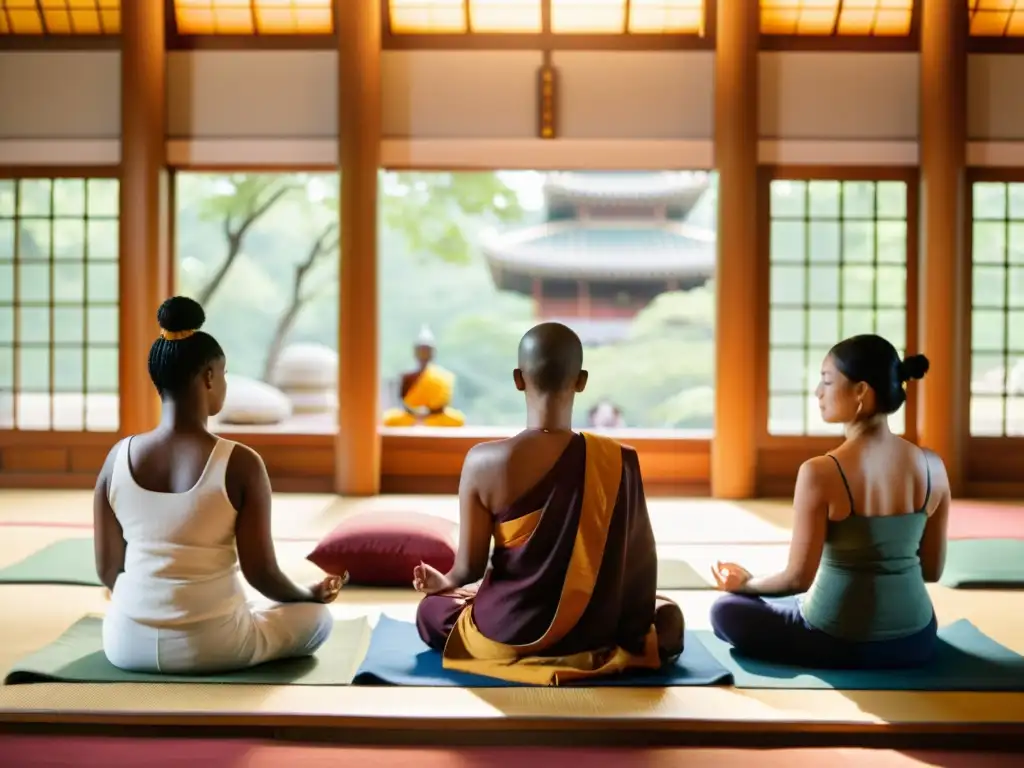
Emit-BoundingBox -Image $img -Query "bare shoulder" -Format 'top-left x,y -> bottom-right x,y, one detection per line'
101,437 -> 126,468
225,441 -> 267,482
462,439 -> 507,473
797,455 -> 835,484
918,446 -> 950,491
459,440 -> 506,503
96,437 -> 127,486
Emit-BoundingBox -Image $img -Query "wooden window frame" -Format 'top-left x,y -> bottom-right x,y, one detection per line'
968,36 -> 1024,55
380,0 -> 717,51
964,167 -> 1024,497
371,163 -> 714,495
968,1 -> 1024,54
166,166 -> 339,492
0,0 -> 121,49
165,165 -> 714,495
758,0 -> 920,52
754,165 -> 919,497
164,0 -> 337,51
0,166 -> 123,486
0,34 -> 119,50
0,0 -> 938,53
378,428 -> 712,495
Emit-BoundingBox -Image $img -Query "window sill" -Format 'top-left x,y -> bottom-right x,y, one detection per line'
378,426 -> 713,443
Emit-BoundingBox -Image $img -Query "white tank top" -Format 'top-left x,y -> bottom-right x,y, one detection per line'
107,436 -> 247,628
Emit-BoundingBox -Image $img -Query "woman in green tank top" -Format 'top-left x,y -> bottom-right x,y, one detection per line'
708,334 -> 951,669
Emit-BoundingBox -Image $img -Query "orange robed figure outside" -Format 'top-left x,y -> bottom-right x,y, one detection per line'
382,326 -> 465,428
413,322 -> 684,686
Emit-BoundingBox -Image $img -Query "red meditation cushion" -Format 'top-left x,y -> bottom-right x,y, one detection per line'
306,511 -> 457,587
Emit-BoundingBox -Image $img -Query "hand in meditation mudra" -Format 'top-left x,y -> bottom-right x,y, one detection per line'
382,326 -> 466,428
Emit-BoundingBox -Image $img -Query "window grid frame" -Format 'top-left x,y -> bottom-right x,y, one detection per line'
0,173 -> 121,433
380,0 -> 718,51
759,0 -> 921,52
757,166 -> 919,447
166,0 -> 338,49
968,1 -> 1024,53
2,0 -> 967,52
0,0 -> 121,50
968,175 -> 1024,439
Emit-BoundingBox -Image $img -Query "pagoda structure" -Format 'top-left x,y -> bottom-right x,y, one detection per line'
480,171 -> 715,343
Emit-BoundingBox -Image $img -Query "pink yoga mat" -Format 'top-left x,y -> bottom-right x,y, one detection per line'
0,738 -> 1021,768
948,502 -> 1024,540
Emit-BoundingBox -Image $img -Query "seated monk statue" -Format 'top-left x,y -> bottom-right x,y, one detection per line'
382,326 -> 465,428
589,399 -> 625,429
412,322 -> 684,686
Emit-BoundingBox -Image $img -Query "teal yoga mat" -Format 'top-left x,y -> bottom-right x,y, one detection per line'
695,619 -> 1024,690
4,615 -> 372,685
940,539 -> 1024,589
351,615 -> 732,687
0,538 -> 101,587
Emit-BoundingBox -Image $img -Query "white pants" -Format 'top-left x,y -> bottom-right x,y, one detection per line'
102,601 -> 333,674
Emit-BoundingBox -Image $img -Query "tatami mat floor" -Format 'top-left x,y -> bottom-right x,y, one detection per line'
1,490 -> 1023,737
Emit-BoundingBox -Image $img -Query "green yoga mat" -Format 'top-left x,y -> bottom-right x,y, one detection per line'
940,539 -> 1024,589
0,538 -> 101,587
657,558 -> 712,590
3,615 -> 372,686
694,620 -> 1024,690
0,538 -> 715,591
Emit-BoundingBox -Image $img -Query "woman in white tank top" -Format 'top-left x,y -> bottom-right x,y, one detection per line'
93,296 -> 343,674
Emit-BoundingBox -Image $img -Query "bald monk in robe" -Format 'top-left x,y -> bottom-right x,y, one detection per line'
382,326 -> 465,428
412,322 -> 684,686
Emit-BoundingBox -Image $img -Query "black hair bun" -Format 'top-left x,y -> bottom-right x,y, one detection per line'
900,354 -> 930,382
157,296 -> 206,334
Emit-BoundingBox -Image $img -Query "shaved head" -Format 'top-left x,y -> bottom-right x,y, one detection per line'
516,322 -> 584,394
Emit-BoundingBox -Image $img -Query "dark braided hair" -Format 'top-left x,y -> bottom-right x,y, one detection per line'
148,296 -> 225,399
829,334 -> 929,415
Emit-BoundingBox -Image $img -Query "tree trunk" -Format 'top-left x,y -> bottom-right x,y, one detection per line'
195,184 -> 293,307
261,221 -> 339,381
196,232 -> 241,306
263,303 -> 302,383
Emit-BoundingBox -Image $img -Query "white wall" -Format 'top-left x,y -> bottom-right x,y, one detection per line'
0,51 -> 120,164
3,49 -> 1024,168
759,52 -> 918,140
968,55 -> 1024,141
552,51 -> 713,140
382,51 -> 541,139
166,51 -> 337,139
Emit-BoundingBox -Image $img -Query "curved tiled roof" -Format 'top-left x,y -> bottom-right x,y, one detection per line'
544,171 -> 710,208
480,220 -> 715,281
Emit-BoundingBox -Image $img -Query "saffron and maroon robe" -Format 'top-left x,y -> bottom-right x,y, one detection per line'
416,432 -> 663,685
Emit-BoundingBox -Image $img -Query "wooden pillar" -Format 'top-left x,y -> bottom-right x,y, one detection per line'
919,0 -> 968,495
711,0 -> 760,498
335,0 -> 382,495
119,0 -> 167,435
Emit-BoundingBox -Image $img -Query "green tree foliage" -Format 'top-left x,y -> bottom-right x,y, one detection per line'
193,174 -> 297,306
176,173 -> 339,380
381,172 -> 526,264
172,170 -> 723,429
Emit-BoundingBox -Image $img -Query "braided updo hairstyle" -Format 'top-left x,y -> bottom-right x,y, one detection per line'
828,334 -> 929,415
148,296 -> 225,398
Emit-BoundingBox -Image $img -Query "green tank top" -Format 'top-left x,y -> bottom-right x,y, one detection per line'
799,454 -> 935,643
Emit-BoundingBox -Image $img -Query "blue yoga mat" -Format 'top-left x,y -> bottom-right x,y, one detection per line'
351,615 -> 733,687
694,619 -> 1024,691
